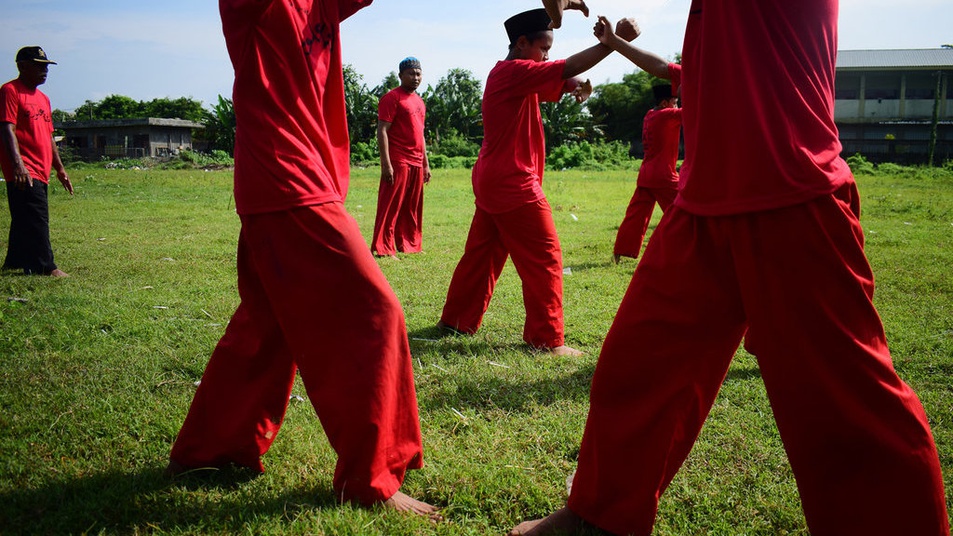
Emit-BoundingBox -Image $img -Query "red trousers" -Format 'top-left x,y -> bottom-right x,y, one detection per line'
613,184 -> 677,260
440,199 -> 564,348
371,163 -> 423,255
568,183 -> 948,535
169,202 -> 424,505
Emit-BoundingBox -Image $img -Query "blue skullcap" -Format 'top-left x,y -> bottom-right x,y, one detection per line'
399,57 -> 421,72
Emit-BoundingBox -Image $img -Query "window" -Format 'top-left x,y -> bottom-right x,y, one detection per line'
905,73 -> 936,100
835,73 -> 860,99
865,73 -> 900,100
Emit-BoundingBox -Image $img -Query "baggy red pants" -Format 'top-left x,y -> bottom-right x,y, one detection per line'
613,184 -> 677,260
169,202 -> 424,505
371,163 -> 423,256
440,199 -> 565,348
568,183 -> 948,535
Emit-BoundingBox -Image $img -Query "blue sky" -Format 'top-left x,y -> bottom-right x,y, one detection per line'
1,0 -> 951,113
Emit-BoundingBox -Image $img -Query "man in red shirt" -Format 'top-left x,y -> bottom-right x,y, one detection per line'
613,81 -> 681,262
510,2 -> 948,535
166,0 -> 437,517
438,8 -> 633,357
1,46 -> 72,277
372,56 -> 430,257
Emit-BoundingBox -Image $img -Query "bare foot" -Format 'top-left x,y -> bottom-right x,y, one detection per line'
550,345 -> 584,357
508,507 -> 589,535
49,269 -> 69,277
383,491 -> 442,521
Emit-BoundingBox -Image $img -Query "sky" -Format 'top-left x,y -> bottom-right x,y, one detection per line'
1,0 -> 951,114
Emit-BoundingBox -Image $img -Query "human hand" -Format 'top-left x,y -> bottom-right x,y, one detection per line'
616,17 -> 640,42
572,79 -> 593,103
13,162 -> 32,190
423,166 -> 432,184
543,0 -> 589,29
58,171 -> 73,195
381,165 -> 395,184
594,16 -> 618,47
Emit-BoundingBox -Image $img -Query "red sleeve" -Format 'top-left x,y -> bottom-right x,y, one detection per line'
668,63 -> 681,96
339,0 -> 373,21
0,83 -> 17,125
377,90 -> 397,123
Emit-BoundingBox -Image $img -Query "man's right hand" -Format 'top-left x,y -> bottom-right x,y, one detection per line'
13,162 -> 33,190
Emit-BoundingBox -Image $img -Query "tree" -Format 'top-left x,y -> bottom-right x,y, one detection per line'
198,95 -> 236,155
343,64 -> 379,147
541,94 -> 601,149
585,70 -> 658,146
422,68 -> 483,145
143,97 -> 208,122
94,94 -> 144,120
372,72 -> 400,99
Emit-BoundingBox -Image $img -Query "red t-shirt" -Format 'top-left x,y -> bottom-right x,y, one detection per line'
220,0 -> 371,215
471,59 -> 566,214
0,79 -> 54,184
378,87 -> 426,167
637,106 -> 681,189
675,0 -> 852,216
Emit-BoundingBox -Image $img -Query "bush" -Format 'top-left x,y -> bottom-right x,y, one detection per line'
846,153 -> 875,176
351,139 -> 379,165
547,140 -> 638,171
429,154 -> 476,169
431,131 -> 480,158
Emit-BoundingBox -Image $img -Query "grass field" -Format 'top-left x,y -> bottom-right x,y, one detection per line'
1,165 -> 951,535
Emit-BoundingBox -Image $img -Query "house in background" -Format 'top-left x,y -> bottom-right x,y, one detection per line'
835,48 -> 953,164
57,118 -> 205,161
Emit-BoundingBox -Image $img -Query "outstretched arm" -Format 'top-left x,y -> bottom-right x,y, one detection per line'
594,16 -> 670,79
563,17 -> 640,79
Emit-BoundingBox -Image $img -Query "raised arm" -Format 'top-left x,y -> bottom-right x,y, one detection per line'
563,17 -> 640,79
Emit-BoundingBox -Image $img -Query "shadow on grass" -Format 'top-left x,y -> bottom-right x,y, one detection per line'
0,466 -> 341,535
417,360 -> 597,415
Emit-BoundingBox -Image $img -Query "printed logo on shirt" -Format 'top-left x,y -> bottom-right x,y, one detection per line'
23,106 -> 51,124
301,21 -> 333,57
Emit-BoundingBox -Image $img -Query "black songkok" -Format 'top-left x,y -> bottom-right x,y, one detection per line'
504,8 -> 552,46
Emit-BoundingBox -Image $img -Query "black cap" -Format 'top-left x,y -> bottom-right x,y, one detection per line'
504,8 -> 552,45
652,84 -> 673,102
16,46 -> 57,65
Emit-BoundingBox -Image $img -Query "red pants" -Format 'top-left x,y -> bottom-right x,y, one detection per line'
613,184 -> 677,260
440,200 -> 564,348
169,202 -> 424,505
371,163 -> 423,255
568,183 -> 948,535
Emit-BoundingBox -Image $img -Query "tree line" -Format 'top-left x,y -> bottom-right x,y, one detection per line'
56,64 -> 670,166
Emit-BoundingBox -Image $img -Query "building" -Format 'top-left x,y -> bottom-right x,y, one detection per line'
835,48 -> 953,164
57,117 -> 205,161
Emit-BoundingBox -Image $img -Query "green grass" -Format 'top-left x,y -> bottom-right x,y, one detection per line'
1,166 -> 951,535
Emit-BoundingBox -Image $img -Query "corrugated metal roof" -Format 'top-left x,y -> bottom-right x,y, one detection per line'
837,49 -> 953,70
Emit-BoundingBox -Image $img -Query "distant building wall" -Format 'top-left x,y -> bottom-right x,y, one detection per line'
835,49 -> 953,164
57,118 -> 205,161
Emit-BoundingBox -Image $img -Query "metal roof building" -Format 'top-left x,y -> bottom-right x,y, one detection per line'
834,48 -> 953,164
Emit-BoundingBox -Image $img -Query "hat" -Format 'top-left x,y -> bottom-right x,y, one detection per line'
504,8 -> 553,45
16,46 -> 57,64
399,56 -> 421,73
652,84 -> 674,102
